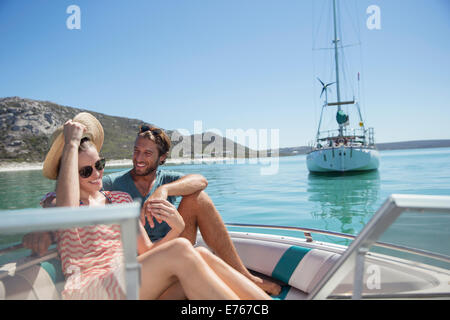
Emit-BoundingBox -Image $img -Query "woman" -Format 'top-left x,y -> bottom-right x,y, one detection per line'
42,112 -> 270,300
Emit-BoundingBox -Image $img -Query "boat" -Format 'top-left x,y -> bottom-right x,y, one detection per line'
0,194 -> 449,300
306,0 -> 380,173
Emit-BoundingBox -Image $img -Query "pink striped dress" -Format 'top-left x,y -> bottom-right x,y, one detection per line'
53,191 -> 133,300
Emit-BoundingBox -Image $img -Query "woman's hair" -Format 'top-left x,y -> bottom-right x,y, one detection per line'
79,137 -> 95,152
138,127 -> 171,165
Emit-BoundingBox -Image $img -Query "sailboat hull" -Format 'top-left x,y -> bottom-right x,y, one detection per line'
306,146 -> 379,173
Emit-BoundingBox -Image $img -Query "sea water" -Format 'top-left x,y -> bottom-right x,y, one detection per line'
1,147 -> 449,250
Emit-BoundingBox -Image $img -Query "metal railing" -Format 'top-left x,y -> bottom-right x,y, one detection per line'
225,222 -> 450,264
307,194 -> 450,300
317,127 -> 366,141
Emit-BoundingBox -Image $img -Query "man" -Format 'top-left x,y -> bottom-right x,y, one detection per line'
105,125 -> 280,295
25,124 -> 280,295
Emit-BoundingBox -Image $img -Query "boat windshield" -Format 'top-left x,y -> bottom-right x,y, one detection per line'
0,202 -> 141,300
308,194 -> 450,299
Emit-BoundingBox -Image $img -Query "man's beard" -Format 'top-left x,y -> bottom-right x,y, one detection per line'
133,162 -> 158,176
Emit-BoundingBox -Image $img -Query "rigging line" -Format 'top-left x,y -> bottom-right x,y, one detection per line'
337,0 -> 348,101
354,0 -> 367,122
338,0 -> 357,102
312,0 -> 317,137
344,0 -> 359,101
360,30 -> 368,122
327,0 -> 334,96
312,0 -> 329,50
313,43 -> 361,51
343,0 -> 360,42
344,1 -> 361,99
314,1 -> 332,104
342,46 -> 355,99
311,0 -> 327,135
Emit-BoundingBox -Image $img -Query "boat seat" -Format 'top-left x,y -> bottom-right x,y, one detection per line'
270,249 -> 340,299
289,248 -> 340,293
195,236 -> 341,300
0,264 -> 61,300
0,279 -> 5,299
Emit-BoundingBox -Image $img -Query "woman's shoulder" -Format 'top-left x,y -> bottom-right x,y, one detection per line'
103,190 -> 133,203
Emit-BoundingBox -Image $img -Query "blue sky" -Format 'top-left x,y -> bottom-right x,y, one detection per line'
1,0 -> 449,148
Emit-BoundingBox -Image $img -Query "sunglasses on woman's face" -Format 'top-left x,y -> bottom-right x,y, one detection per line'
79,158 -> 106,178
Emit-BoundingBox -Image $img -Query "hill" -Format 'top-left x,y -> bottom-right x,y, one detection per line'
2,97 -> 448,163
0,97 -> 253,162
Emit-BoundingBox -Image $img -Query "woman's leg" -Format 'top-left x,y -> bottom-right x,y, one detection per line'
195,247 -> 271,300
157,281 -> 186,300
138,238 -> 239,300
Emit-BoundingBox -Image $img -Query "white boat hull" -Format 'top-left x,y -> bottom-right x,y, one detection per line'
306,146 -> 380,173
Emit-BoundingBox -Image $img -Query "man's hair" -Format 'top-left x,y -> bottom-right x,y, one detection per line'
138,126 -> 171,165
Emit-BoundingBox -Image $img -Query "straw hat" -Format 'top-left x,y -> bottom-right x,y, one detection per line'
43,112 -> 104,180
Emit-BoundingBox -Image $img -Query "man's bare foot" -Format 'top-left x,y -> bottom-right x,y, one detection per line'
249,274 -> 282,296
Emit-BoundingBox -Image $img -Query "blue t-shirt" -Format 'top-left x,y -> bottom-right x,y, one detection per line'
102,169 -> 184,242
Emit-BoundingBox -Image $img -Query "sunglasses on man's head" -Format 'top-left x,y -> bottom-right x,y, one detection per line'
139,125 -> 162,136
79,158 -> 106,178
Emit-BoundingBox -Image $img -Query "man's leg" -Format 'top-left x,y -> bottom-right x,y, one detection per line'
177,190 -> 281,295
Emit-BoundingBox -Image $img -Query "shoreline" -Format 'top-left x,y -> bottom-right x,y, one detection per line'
0,157 -> 266,172
2,145 -> 450,173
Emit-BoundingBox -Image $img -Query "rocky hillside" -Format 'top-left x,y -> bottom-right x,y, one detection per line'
0,97 -> 253,162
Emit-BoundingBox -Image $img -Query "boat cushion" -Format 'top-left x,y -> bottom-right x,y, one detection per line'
226,238 -> 293,277
1,264 -> 60,300
0,280 -> 5,300
271,246 -> 311,284
40,258 -> 65,285
289,249 -> 340,293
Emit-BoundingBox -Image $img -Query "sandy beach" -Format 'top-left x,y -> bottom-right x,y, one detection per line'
0,157 -> 261,172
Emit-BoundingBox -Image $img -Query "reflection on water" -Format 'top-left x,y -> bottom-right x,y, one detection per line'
307,170 -> 380,239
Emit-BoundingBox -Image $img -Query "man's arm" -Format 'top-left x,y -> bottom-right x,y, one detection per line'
143,174 -> 207,227
22,192 -> 56,256
162,174 -> 208,197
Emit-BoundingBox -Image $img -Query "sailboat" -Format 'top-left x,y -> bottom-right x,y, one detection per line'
306,0 -> 380,173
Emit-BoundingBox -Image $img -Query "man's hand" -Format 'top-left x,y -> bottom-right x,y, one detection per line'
141,186 -> 168,227
146,199 -> 185,235
22,232 -> 53,256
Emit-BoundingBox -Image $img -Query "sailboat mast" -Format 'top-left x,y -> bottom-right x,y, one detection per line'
332,0 -> 343,136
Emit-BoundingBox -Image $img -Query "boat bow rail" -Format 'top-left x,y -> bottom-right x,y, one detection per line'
307,194 -> 450,299
314,127 -> 375,148
0,202 -> 142,300
226,219 -> 450,268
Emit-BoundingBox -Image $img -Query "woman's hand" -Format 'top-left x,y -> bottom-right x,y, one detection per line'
144,199 -> 185,235
141,186 -> 168,227
63,120 -> 86,146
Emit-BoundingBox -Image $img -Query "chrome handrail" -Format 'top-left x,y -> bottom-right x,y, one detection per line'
226,222 -> 356,240
0,243 -> 24,255
0,249 -> 58,281
225,222 -> 450,264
